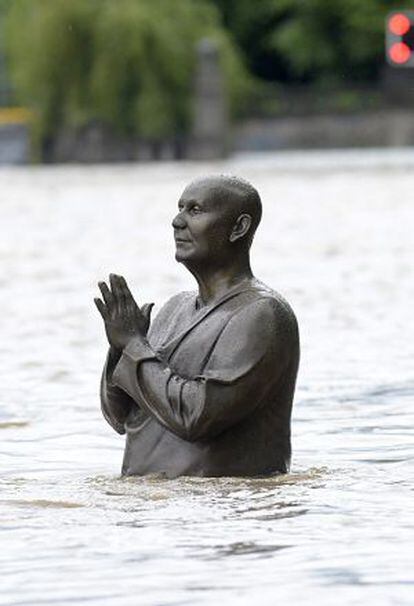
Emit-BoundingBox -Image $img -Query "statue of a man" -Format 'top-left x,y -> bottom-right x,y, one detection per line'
95,175 -> 300,478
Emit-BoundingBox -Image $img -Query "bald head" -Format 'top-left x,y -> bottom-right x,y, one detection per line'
173,174 -> 262,270
183,174 -> 262,245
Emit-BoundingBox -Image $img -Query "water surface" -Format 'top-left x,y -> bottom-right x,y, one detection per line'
1,149 -> 413,605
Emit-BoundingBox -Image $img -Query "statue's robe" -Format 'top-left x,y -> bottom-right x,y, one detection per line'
101,279 -> 300,478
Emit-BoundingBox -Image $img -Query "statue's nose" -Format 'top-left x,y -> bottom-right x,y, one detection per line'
172,212 -> 186,229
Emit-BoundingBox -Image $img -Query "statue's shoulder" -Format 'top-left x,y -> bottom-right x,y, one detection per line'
247,279 -> 296,315
244,279 -> 299,333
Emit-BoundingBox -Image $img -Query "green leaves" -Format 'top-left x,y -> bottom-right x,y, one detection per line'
211,0 -> 413,83
5,0 -> 247,147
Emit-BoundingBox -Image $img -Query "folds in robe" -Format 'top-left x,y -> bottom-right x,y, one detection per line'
100,279 -> 300,478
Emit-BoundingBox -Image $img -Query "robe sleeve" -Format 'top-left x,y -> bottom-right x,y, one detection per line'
100,348 -> 136,434
111,298 -> 295,442
99,294 -> 190,435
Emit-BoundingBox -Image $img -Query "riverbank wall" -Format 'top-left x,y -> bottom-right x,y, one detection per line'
233,109 -> 414,152
2,109 -> 414,164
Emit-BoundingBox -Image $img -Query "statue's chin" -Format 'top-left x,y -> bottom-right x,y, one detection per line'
175,250 -> 200,271
174,245 -> 193,263
175,252 -> 193,266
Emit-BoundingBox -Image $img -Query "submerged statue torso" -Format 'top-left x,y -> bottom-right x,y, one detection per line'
96,176 -> 300,478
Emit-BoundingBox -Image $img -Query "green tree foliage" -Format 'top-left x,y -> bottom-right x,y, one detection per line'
5,0 -> 248,145
210,0 -> 288,81
272,0 -> 413,83
0,0 -> 14,103
211,0 -> 414,83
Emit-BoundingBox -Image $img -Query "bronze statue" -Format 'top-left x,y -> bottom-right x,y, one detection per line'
95,175 -> 300,477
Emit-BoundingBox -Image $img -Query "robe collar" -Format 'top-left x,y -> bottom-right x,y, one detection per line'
158,280 -> 256,360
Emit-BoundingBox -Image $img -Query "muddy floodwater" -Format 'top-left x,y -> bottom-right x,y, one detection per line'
1,149 -> 413,605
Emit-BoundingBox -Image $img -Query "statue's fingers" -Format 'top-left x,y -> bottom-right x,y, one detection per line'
98,281 -> 114,308
119,275 -> 135,304
109,273 -> 117,294
110,273 -> 125,306
94,298 -> 109,321
141,302 -> 154,322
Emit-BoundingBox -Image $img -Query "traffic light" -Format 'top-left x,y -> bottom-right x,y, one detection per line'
386,11 -> 414,66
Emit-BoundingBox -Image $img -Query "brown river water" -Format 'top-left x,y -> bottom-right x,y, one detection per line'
1,149 -> 413,605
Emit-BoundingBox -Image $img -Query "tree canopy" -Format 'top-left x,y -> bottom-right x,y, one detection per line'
4,0 -> 248,145
211,0 -> 412,83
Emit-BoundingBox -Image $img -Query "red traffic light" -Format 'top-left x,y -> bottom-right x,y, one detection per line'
386,11 -> 414,67
388,13 -> 411,36
389,41 -> 411,64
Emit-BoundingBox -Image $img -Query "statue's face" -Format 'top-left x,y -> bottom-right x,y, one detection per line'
172,180 -> 235,265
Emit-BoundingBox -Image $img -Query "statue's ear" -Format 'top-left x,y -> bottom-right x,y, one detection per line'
229,213 -> 252,243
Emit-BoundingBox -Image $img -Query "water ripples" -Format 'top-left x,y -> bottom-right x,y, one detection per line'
1,151 -> 413,605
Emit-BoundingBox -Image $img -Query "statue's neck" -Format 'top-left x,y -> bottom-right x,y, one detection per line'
188,257 -> 253,308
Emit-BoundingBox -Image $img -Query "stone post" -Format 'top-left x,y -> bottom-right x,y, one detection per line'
189,38 -> 228,160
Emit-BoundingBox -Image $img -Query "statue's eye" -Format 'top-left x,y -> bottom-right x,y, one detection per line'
189,205 -> 201,215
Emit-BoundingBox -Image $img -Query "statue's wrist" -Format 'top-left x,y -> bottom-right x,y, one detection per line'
124,334 -> 146,350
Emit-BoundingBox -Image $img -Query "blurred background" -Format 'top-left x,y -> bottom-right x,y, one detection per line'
2,0 -> 414,163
